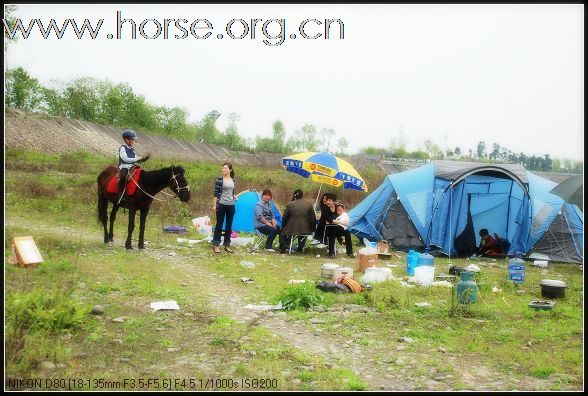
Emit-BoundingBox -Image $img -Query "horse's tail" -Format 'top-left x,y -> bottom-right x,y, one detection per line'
97,177 -> 108,225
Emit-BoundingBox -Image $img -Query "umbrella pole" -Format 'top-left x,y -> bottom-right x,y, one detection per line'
314,183 -> 323,210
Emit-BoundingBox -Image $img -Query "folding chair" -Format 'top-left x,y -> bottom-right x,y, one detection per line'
288,234 -> 314,254
252,229 -> 268,251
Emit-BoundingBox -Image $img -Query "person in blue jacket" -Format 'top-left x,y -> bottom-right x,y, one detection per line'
253,189 -> 280,251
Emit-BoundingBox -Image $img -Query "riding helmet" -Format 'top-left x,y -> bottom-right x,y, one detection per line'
122,129 -> 138,140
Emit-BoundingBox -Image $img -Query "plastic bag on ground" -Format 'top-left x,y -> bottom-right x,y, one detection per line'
192,216 -> 212,236
464,264 -> 481,273
316,281 -> 350,293
240,261 -> 256,268
359,238 -> 378,255
231,237 -> 254,246
360,267 -> 392,283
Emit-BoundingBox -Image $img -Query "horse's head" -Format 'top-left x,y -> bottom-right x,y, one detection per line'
169,166 -> 191,202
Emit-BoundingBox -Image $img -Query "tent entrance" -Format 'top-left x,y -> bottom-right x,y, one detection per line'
378,193 -> 424,251
429,173 -> 528,257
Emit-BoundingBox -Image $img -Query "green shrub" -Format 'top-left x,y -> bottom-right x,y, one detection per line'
529,366 -> 556,379
275,282 -> 325,311
6,289 -> 89,333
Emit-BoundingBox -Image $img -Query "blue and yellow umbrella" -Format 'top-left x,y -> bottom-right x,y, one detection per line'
282,152 -> 368,192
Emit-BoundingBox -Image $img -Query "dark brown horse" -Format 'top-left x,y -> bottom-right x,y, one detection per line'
97,165 -> 190,249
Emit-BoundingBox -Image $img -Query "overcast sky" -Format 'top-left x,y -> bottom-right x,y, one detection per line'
4,4 -> 584,160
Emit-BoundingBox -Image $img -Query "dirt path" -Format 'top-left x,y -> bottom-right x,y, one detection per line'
5,217 -> 562,391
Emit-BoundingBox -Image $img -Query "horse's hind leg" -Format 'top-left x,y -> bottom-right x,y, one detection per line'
138,207 -> 150,250
125,208 -> 137,250
98,193 -> 110,244
108,205 -> 120,243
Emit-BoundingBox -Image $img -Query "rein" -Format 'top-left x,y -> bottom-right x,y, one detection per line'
129,166 -> 189,202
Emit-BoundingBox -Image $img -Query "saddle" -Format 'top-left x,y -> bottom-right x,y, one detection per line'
107,167 -> 142,195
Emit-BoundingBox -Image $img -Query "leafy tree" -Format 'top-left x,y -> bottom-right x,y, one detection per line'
41,86 -> 67,116
489,143 -> 500,161
255,136 -> 276,152
410,150 -> 430,160
454,147 -> 461,157
125,94 -> 159,132
394,146 -> 409,158
318,127 -> 336,152
551,158 -> 561,172
3,4 -> 18,51
5,67 -> 44,110
272,120 -> 285,152
194,111 -> 222,143
285,136 -> 303,152
542,154 -> 552,172
476,141 -> 486,159
299,123 -> 317,151
155,105 -> 190,137
336,137 -> 349,155
223,112 -> 244,149
61,77 -> 102,121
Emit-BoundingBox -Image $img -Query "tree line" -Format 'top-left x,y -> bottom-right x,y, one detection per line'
360,133 -> 582,173
4,67 -> 582,172
4,67 -> 348,155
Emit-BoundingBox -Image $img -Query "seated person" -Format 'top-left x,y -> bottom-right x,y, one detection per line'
253,189 -> 280,251
325,202 -> 354,258
477,228 -> 503,257
279,189 -> 316,254
314,192 -> 337,244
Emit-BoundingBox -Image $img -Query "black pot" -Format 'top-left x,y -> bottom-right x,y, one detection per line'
540,279 -> 567,299
449,266 -> 464,276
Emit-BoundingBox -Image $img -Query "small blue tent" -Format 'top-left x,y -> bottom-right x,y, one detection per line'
349,161 -> 583,263
225,190 -> 282,233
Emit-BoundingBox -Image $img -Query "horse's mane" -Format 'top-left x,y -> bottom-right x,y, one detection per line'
141,166 -> 185,183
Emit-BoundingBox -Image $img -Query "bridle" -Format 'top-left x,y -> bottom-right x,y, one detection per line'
169,165 -> 190,195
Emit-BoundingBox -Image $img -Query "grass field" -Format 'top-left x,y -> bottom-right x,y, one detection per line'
4,149 -> 584,391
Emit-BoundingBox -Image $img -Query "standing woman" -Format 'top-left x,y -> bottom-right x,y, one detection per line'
212,162 -> 238,253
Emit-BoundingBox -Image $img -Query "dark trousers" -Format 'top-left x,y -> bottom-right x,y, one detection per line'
255,225 -> 280,249
314,222 -> 326,243
213,204 -> 236,246
326,225 -> 353,255
279,234 -> 308,253
118,168 -> 129,196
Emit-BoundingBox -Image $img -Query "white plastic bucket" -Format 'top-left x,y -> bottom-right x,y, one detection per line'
414,265 -> 435,286
321,263 -> 339,280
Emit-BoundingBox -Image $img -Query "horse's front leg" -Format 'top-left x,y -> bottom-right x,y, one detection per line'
108,205 -> 120,243
125,208 -> 137,250
138,207 -> 150,249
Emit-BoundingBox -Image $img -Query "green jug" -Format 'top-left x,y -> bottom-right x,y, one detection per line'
456,271 -> 477,304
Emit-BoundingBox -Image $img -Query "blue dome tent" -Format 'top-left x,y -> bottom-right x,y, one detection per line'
348,161 -> 583,264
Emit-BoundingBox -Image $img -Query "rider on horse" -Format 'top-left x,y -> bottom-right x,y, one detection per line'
118,130 -> 149,204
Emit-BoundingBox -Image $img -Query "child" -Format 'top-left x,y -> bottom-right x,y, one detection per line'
333,203 -> 350,230
118,130 -> 148,204
326,202 -> 354,258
